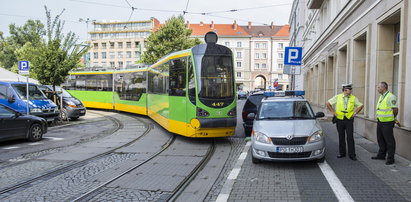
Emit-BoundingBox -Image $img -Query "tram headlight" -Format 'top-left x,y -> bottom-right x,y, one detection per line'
227,107 -> 236,116
197,107 -> 210,117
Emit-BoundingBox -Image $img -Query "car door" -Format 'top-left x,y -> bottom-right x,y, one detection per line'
0,105 -> 27,139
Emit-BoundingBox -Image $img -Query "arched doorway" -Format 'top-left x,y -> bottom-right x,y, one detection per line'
254,75 -> 266,90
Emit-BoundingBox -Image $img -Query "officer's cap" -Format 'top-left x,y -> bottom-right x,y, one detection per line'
342,83 -> 352,90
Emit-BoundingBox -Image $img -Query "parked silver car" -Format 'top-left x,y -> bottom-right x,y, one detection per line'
250,91 -> 325,163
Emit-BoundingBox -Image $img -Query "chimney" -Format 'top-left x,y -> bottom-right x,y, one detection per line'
233,20 -> 237,30
271,21 -> 274,29
200,21 -> 204,26
186,20 -> 190,28
248,21 -> 252,29
211,21 -> 214,29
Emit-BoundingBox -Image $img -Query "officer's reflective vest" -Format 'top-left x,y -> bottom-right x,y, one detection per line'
335,94 -> 355,120
376,92 -> 395,122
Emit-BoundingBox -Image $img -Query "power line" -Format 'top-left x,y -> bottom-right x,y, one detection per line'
183,0 -> 190,16
69,0 -> 181,13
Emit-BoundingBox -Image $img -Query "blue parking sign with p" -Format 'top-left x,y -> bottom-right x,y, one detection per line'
18,61 -> 30,74
284,47 -> 302,66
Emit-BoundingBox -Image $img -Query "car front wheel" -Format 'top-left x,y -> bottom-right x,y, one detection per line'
28,123 -> 43,142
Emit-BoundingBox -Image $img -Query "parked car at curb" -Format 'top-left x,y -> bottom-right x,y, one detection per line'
242,91 -> 265,136
39,85 -> 86,121
0,81 -> 59,123
250,91 -> 326,163
0,103 -> 47,142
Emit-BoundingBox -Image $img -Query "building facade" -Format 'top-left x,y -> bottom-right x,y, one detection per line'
189,21 -> 290,92
289,0 -> 411,160
87,18 -> 160,69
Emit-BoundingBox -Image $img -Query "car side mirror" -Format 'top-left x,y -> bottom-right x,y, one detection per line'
247,113 -> 256,119
315,112 -> 325,118
8,94 -> 15,103
15,111 -> 22,117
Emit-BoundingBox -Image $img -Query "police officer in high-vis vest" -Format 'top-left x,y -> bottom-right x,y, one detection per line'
326,84 -> 364,161
372,82 -> 398,165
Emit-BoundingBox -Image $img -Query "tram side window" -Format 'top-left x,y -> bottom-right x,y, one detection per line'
73,74 -> 113,91
187,57 -> 196,105
115,72 -> 147,101
169,57 -> 186,96
149,62 -> 168,94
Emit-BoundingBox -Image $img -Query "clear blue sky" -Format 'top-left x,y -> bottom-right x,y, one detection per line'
0,0 -> 293,42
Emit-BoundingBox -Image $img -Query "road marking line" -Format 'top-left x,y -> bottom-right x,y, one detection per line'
28,142 -> 43,145
318,161 -> 355,202
3,146 -> 19,150
216,141 -> 252,202
44,137 -> 64,141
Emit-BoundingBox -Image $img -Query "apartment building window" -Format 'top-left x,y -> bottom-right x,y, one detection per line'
110,42 -> 115,49
237,72 -> 242,78
262,53 -> 267,59
237,52 -> 242,58
110,52 -> 115,59
93,43 -> 98,49
102,62 -> 107,67
102,43 -> 107,49
262,43 -> 267,49
126,42 -> 131,48
118,42 -> 123,48
236,62 -> 242,68
118,51 -> 123,59
118,61 -> 123,68
135,51 -> 140,59
262,63 -> 266,69
278,53 -> 283,59
278,43 -> 283,49
110,61 -> 115,68
135,41 -> 139,48
255,63 -> 260,69
93,62 -> 98,67
278,74 -> 283,79
126,51 -> 132,58
93,52 -> 98,59
278,64 -> 283,69
255,53 -> 260,59
102,52 -> 107,59
255,43 -> 260,49
237,42 -> 242,47
225,42 -> 230,47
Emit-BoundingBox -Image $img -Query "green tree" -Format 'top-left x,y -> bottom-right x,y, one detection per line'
17,6 -> 88,88
140,16 -> 201,64
0,20 -> 45,71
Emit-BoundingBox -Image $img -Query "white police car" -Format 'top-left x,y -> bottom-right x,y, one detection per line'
250,91 -> 326,163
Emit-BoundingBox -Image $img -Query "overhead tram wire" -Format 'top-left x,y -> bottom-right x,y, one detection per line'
124,0 -> 136,21
69,0 -> 181,13
183,0 -> 190,16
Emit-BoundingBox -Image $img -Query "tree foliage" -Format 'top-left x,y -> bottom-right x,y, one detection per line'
140,16 -> 201,64
15,6 -> 88,87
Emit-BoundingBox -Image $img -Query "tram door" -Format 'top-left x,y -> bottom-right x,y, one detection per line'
168,58 -> 187,134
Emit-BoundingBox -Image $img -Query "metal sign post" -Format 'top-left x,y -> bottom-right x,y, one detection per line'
18,61 -> 30,115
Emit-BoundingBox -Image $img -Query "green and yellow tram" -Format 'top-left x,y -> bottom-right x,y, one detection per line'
64,33 -> 237,138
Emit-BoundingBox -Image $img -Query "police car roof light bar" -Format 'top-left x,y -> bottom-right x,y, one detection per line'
263,90 -> 305,97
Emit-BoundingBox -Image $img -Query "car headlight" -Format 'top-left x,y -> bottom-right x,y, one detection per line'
252,131 -> 272,144
308,130 -> 323,143
67,100 -> 77,108
30,108 -> 42,113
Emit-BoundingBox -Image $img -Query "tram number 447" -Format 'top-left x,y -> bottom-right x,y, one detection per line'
212,102 -> 224,107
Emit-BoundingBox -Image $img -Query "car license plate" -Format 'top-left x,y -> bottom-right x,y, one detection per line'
276,146 -> 303,153
80,110 -> 85,113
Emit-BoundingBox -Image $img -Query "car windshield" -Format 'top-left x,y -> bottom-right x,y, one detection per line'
258,101 -> 315,119
12,84 -> 48,100
54,86 -> 74,98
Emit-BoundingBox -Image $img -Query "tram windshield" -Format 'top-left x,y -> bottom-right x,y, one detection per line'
198,55 -> 234,99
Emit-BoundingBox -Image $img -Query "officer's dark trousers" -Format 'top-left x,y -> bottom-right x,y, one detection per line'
376,121 -> 396,160
336,118 -> 355,157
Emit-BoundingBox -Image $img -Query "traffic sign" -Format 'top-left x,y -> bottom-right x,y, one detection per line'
18,61 -> 30,75
284,47 -> 302,66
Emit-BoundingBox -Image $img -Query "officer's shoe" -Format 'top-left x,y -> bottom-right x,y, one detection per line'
371,156 -> 385,160
349,156 -> 357,161
337,154 -> 346,158
385,160 -> 394,165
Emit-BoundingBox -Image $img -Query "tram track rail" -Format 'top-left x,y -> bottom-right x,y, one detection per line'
0,112 -> 152,197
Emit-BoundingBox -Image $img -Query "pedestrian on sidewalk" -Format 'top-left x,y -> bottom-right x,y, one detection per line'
372,82 -> 398,165
326,84 -> 364,161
